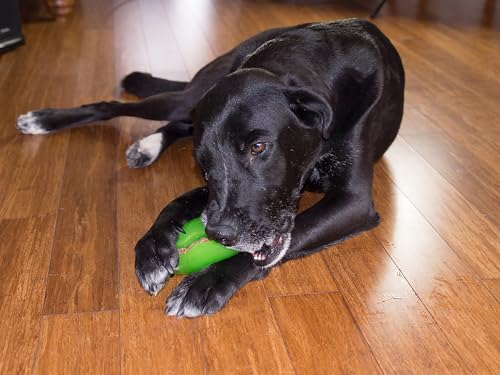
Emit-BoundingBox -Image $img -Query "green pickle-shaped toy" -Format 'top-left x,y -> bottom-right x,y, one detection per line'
174,217 -> 238,275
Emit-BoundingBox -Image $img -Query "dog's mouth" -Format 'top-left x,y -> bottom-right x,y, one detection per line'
251,233 -> 291,268
200,211 -> 293,267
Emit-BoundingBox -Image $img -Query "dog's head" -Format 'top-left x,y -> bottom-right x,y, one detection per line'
192,69 -> 333,267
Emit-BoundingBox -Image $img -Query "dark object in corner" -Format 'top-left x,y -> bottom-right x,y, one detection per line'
370,0 -> 387,18
0,0 -> 25,53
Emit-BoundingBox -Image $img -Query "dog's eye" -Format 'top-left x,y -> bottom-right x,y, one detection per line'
250,142 -> 266,155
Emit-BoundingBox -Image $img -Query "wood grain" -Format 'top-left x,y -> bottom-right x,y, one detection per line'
33,311 -> 120,374
270,293 -> 382,375
43,127 -> 120,314
137,0 -> 187,76
264,252 -> 338,297
372,184 -> 500,373
0,134 -> 67,220
112,0 -> 151,80
482,279 -> 500,302
120,293 -> 206,375
0,66 -> 69,219
0,216 -> 56,374
199,282 -> 295,375
322,232 -> 470,374
381,137 -> 499,280
161,0 -> 216,76
403,131 -> 500,225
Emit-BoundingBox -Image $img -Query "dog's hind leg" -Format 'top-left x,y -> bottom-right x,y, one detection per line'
125,121 -> 193,168
17,52 -> 239,135
16,87 -> 201,134
121,72 -> 188,98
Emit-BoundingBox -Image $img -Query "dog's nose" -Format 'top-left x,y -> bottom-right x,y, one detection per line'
205,223 -> 238,247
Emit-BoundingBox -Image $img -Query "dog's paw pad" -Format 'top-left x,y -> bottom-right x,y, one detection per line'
126,133 -> 164,168
16,112 -> 50,135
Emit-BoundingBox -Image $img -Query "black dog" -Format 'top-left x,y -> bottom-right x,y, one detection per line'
17,19 -> 404,317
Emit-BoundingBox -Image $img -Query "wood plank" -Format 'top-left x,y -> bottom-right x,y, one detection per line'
185,0 -> 267,56
199,282 -> 295,375
393,40 -> 500,149
381,15 -> 500,97
0,24 -> 47,128
0,71 -> 69,219
0,48 -> 17,88
0,215 -> 56,375
402,132 -> 500,225
265,0 -> 357,27
405,90 -> 500,174
137,0 -> 187,76
33,311 -> 120,374
120,293 -> 206,375
322,232 -> 469,374
373,171 -> 500,373
270,293 -> 382,375
482,279 -> 500,302
0,6 -> 94,221
381,137 -> 499,280
161,0 -> 216,76
43,13 -> 120,314
398,105 -> 441,136
0,133 -> 67,220
264,252 -> 338,297
43,126 -> 119,314
112,0 -> 151,81
0,65 -> 70,220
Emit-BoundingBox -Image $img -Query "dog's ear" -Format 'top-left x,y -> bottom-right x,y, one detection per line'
285,88 -> 334,139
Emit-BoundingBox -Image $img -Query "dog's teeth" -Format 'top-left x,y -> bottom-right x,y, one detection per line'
253,251 -> 267,261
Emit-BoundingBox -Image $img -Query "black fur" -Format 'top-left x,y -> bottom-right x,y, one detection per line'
17,19 -> 404,317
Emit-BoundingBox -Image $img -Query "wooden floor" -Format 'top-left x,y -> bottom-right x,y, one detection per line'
0,0 -> 499,373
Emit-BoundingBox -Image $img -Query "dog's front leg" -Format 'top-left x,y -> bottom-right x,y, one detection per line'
135,186 -> 208,295
166,253 -> 269,318
285,191 -> 380,261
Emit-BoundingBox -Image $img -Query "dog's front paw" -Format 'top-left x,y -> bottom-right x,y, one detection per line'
166,267 -> 238,318
16,111 -> 51,134
135,229 -> 179,296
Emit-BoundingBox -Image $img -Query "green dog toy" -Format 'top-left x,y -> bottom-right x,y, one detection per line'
174,217 -> 238,275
